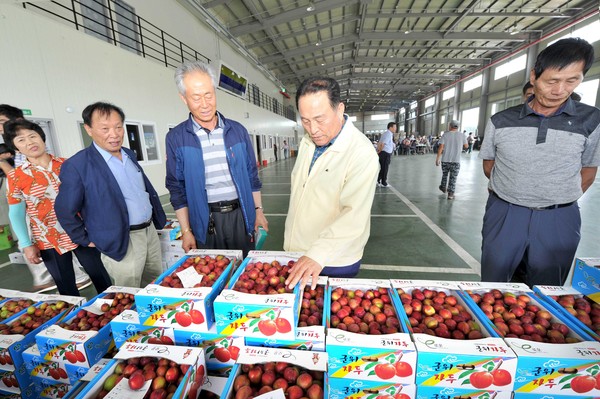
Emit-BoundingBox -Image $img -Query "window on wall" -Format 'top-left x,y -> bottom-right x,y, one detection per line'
410,102 -> 417,110
81,0 -> 111,41
442,87 -> 455,100
548,20 -> 600,46
576,79 -> 599,106
81,0 -> 140,54
494,54 -> 527,80
114,0 -> 140,54
463,75 -> 482,93
425,97 -> 435,108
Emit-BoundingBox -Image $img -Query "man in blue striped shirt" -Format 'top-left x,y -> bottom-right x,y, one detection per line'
166,61 -> 268,256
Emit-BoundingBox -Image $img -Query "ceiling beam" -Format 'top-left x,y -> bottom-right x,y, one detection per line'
229,0 -> 360,36
361,31 -> 529,41
202,0 -> 229,8
260,35 -> 359,64
246,16 -> 361,49
365,45 -> 512,52
363,11 -> 573,18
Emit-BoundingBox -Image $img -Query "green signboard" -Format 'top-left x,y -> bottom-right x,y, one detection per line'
22,109 -> 32,116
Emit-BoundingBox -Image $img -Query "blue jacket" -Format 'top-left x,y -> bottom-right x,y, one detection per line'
165,113 -> 261,244
55,145 -> 166,261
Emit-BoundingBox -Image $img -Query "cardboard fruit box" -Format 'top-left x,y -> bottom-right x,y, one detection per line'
75,342 -> 206,399
213,251 -> 303,339
572,258 -> 600,304
328,377 -> 416,399
157,219 -> 181,241
391,280 -> 518,391
0,294 -> 84,389
136,249 -> 242,332
326,278 -> 417,385
220,346 -> 327,399
415,385 -> 514,399
533,285 -> 600,342
458,283 -> 600,396
110,309 -> 244,375
35,286 -> 139,368
244,276 -> 328,351
22,343 -> 69,385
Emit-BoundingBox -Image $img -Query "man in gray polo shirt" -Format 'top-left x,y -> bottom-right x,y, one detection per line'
436,120 -> 467,199
479,37 -> 600,286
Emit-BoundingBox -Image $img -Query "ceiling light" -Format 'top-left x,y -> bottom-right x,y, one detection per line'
321,63 -> 325,66
306,2 -> 315,12
315,30 -> 322,46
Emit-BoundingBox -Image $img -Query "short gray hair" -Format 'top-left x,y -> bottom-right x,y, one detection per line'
174,60 -> 218,95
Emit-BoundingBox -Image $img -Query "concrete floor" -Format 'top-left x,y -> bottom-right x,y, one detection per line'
1,148 -> 599,299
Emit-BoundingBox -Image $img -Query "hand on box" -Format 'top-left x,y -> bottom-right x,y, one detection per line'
286,255 -> 323,290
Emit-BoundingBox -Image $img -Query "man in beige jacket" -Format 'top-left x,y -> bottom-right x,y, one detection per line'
284,77 -> 379,289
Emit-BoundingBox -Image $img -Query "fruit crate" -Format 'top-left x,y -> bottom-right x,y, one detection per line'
213,251 -> 303,340
0,292 -> 47,326
22,343 -> 69,385
110,309 -> 244,375
135,249 -> 241,332
325,278 -> 417,385
0,295 -> 83,392
75,342 -> 206,399
533,285 -> 600,342
391,279 -> 517,391
244,275 -> 328,351
220,346 -> 327,399
35,286 -> 139,368
328,378 -> 416,399
415,385 -> 514,399
572,257 -> 600,304
458,282 -> 600,397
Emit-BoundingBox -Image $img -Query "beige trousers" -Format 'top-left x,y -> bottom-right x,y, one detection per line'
101,224 -> 163,288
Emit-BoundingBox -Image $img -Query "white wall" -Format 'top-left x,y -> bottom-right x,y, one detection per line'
0,3 -> 298,195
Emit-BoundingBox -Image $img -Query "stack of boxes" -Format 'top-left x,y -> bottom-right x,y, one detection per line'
2,253 -> 600,398
157,219 -> 185,270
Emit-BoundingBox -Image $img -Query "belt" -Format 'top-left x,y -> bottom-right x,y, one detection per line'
491,191 -> 575,210
209,199 -> 240,213
130,219 -> 152,231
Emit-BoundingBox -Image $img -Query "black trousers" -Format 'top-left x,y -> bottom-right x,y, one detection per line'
378,151 -> 391,185
197,207 -> 255,258
40,246 -> 112,296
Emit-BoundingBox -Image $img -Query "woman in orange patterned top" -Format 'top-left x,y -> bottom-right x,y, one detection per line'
3,120 -> 112,296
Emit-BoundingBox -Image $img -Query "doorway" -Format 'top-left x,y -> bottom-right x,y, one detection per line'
29,118 -> 60,157
255,135 -> 262,164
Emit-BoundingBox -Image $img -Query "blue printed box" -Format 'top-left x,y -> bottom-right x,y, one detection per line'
213,251 -> 303,340
136,249 -> 241,332
110,308 -> 243,374
534,285 -> 600,342
35,286 -> 139,368
572,258 -> 600,304
416,386 -> 513,399
328,377 -> 415,399
0,295 -> 83,389
244,276 -> 328,351
326,278 -> 417,385
221,346 -> 328,399
75,343 -> 205,399
459,282 -> 600,397
392,280 -> 518,391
